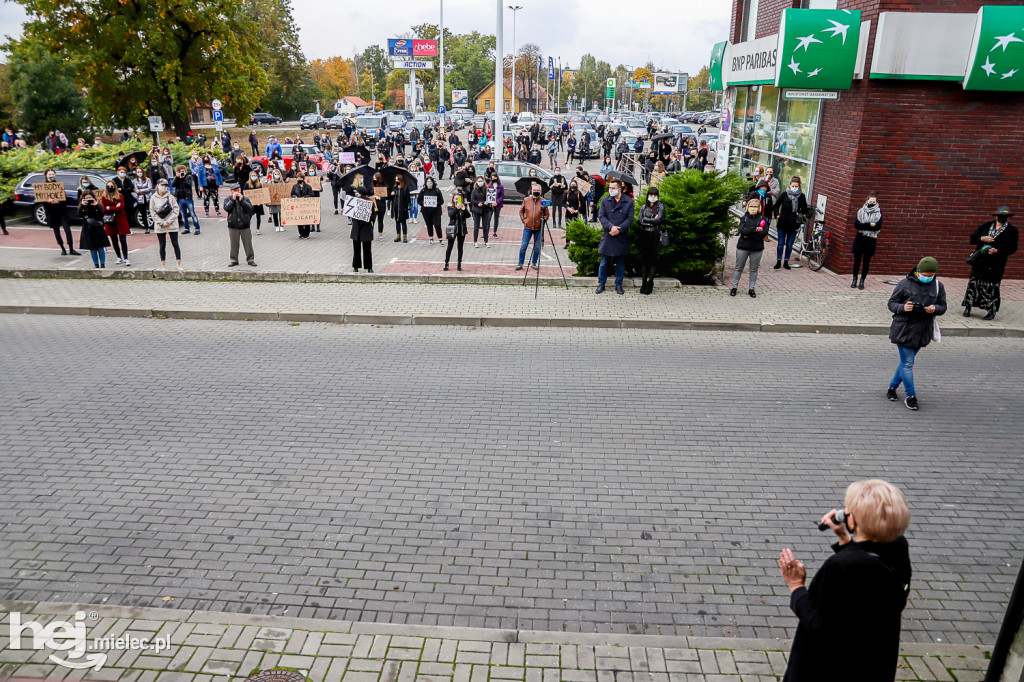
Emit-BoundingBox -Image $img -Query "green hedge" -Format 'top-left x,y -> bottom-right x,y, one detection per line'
0,142 -> 227,204
566,169 -> 748,282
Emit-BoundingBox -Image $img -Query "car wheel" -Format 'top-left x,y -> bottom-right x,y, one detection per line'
34,204 -> 48,226
133,206 -> 149,228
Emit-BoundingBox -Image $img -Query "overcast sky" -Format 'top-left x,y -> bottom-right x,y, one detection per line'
0,0 -> 728,74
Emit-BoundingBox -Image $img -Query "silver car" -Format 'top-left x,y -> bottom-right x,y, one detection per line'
471,160 -> 553,203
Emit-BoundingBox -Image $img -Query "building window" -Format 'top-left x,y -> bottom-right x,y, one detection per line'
485,99 -> 491,110
740,0 -> 759,41
800,0 -> 837,7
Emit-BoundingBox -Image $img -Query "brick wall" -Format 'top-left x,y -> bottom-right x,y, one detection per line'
742,0 -> 1024,278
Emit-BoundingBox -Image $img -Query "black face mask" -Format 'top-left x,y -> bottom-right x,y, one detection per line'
532,191 -> 540,197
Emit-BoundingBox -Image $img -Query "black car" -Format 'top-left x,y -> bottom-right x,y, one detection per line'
13,169 -> 122,226
249,112 -> 283,126
299,113 -> 325,130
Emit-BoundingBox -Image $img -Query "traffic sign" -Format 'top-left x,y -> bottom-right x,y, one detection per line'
212,110 -> 223,123
148,116 -> 163,132
211,98 -> 222,111
215,120 -> 223,131
438,105 -> 446,114
335,100 -> 343,111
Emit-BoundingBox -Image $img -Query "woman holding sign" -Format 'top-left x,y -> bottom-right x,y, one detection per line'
267,167 -> 285,231
418,177 -> 445,245
241,170 -> 265,235
39,168 -> 79,256
371,173 -> 388,241
391,175 -> 411,243
350,180 -> 376,273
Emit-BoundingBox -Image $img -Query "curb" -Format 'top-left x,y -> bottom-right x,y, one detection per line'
0,267 -> 682,289
0,599 -> 992,659
1,304 -> 1022,336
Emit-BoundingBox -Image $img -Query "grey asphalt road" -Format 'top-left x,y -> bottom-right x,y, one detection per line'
0,315 -> 1021,645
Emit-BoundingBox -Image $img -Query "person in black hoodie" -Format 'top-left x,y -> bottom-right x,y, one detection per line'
350,180 -> 376,273
390,175 -> 411,242
77,191 -> 109,268
731,194 -> 769,297
886,256 -> 945,410
445,190 -> 470,271
549,168 -> 567,228
779,478 -> 911,682
290,175 -> 315,239
469,175 -> 491,247
962,206 -> 1018,320
418,177 -> 445,245
772,176 -> 809,270
637,187 -> 665,295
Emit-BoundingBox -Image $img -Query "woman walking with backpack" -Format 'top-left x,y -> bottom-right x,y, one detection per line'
886,257 -> 946,411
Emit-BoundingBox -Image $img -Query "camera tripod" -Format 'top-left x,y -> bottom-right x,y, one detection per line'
520,215 -> 570,298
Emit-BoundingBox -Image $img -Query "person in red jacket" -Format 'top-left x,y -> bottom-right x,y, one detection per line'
100,180 -> 131,266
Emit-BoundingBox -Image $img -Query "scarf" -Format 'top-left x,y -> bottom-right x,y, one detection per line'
857,202 -> 881,225
787,187 -> 801,213
989,220 -> 1008,239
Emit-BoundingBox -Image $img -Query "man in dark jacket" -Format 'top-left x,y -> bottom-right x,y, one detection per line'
223,184 -> 256,267
596,179 -> 634,294
290,176 -> 315,239
779,479 -> 912,682
248,130 -> 259,156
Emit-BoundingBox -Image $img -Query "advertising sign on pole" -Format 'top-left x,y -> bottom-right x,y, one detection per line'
452,90 -> 469,107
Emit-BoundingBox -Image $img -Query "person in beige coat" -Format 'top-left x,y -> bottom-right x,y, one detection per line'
149,179 -> 182,271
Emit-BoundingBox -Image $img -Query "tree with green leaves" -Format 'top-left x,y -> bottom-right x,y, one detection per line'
14,0 -> 271,137
6,36 -> 88,141
243,0 -> 315,120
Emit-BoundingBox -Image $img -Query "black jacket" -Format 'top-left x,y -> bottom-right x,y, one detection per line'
290,181 -> 313,199
784,537 -> 911,682
417,186 -> 444,215
638,202 -> 664,229
390,186 -> 411,217
736,212 -> 769,251
887,274 -> 947,349
172,174 -> 194,200
447,205 -> 469,237
773,191 -> 809,234
77,203 -> 109,250
223,196 -> 254,229
350,187 -> 376,242
969,221 -> 1018,282
469,185 -> 490,215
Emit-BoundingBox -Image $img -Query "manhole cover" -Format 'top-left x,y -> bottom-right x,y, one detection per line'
245,671 -> 307,682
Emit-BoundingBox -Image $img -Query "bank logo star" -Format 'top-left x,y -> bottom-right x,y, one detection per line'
807,67 -> 822,77
823,20 -> 851,44
788,56 -> 802,74
1003,68 -> 1019,79
981,56 -> 997,76
990,32 -> 1023,51
795,34 -> 822,52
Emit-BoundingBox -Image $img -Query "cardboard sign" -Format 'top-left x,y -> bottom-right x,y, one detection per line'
373,186 -> 388,198
246,186 -> 271,205
265,183 -> 292,206
486,187 -> 497,204
281,197 -> 321,225
297,161 -> 308,174
412,172 -> 425,190
423,195 -> 438,208
33,182 -> 66,202
576,180 -> 592,195
338,152 -> 356,164
307,176 -> 322,192
343,196 -> 374,222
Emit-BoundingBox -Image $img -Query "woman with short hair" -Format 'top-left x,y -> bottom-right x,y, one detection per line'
779,479 -> 911,682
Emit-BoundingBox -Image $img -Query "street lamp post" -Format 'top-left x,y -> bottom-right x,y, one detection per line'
495,0 -> 503,159
439,0 -> 445,128
508,5 -> 522,117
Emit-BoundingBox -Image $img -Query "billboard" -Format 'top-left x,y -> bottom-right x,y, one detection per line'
452,90 -> 469,107
388,39 -> 412,56
413,40 -> 437,57
388,39 -> 437,56
652,72 -> 687,94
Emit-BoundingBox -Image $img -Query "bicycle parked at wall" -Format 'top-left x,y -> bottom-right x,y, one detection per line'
798,207 -> 830,271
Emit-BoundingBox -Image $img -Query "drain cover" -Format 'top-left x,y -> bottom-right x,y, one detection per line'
245,671 -> 307,682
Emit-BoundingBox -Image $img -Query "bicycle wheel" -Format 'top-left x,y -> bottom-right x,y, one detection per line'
807,233 -> 826,271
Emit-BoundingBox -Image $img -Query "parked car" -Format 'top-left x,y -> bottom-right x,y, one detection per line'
352,115 -> 385,144
387,114 -> 407,132
12,169 -> 132,226
327,115 -> 349,130
472,160 -> 553,202
250,112 -> 283,126
299,113 -> 325,130
251,144 -> 330,174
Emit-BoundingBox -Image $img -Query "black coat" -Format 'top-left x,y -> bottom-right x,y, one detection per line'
773,191 -> 809,234
223,196 -> 254,228
447,205 -> 469,237
969,221 -> 1018,282
469,185 -> 490,215
350,189 -> 376,241
390,186 -> 411,217
887,274 -> 947,349
77,204 -> 109,250
783,538 -> 911,682
736,212 -> 769,251
417,186 -> 444,218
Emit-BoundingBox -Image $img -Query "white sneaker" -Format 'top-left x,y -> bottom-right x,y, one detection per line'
474,242 -> 479,248
429,239 -> 434,244
115,258 -> 123,264
486,243 -> 491,248
124,259 -> 131,266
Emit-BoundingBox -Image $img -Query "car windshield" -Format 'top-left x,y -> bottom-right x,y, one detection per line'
356,117 -> 382,129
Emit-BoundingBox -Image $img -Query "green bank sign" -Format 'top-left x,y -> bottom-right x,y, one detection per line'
963,5 -> 1024,92
709,41 -> 727,91
775,8 -> 862,90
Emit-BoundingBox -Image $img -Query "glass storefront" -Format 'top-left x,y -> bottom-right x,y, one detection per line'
726,84 -> 820,192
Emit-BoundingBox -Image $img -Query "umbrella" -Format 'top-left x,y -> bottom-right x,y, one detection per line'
603,169 -> 639,187
650,133 -> 675,142
115,150 -> 149,170
513,176 -> 550,197
342,144 -> 371,167
380,165 -> 418,192
337,165 -> 376,194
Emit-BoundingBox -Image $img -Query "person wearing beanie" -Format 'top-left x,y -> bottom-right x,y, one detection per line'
731,194 -> 770,297
886,256 -> 946,410
962,206 -> 1017,321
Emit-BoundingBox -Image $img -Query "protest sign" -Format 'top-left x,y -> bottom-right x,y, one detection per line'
576,180 -> 591,195
338,152 -> 355,164
33,182 -> 66,202
307,176 -> 322,192
265,183 -> 291,206
423,195 -> 438,208
343,196 -> 374,222
373,186 -> 388,198
246,186 -> 270,205
486,187 -> 497,204
281,197 -> 321,225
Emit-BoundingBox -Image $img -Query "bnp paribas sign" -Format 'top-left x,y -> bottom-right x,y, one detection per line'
774,8 -> 862,90
963,5 -> 1024,92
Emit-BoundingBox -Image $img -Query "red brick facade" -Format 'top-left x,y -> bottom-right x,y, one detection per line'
737,0 -> 1024,278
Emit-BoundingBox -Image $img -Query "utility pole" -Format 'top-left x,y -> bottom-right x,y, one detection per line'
508,5 -> 522,117
439,0 -> 445,127
495,0 -> 503,159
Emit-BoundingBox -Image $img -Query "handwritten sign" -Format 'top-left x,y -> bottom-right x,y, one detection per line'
576,180 -> 591,195
297,161 -> 308,174
486,187 -> 497,204
265,183 -> 291,206
373,186 -> 388,198
281,197 -> 321,225
307,176 -> 322,192
245,186 -> 270,205
33,182 -> 66,202
338,152 -> 355,164
343,196 -> 374,222
412,172 -> 424,191
423,195 -> 438,208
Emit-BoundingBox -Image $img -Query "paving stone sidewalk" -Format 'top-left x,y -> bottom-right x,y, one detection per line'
0,601 -> 991,682
0,276 -> 1021,335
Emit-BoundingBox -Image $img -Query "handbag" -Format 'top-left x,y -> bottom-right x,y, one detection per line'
103,214 -> 115,224
155,200 -> 172,219
446,224 -> 456,240
965,245 -> 990,264
931,280 -> 941,343
660,230 -> 670,248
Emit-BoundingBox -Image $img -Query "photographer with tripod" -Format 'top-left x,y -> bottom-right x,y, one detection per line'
779,479 -> 911,682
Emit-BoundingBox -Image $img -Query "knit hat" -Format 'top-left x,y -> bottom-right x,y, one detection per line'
916,256 -> 938,273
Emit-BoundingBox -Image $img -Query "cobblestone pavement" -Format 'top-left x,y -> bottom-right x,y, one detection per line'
1,316 -> 1021,651
0,601 -> 991,681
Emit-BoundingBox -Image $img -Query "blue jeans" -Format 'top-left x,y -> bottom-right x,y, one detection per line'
178,199 -> 199,232
889,345 -> 918,397
408,200 -> 419,220
90,248 -> 105,267
519,228 -> 541,266
598,255 -> 625,287
777,230 -> 797,261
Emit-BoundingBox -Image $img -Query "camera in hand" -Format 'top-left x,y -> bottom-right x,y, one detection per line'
817,509 -> 848,531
